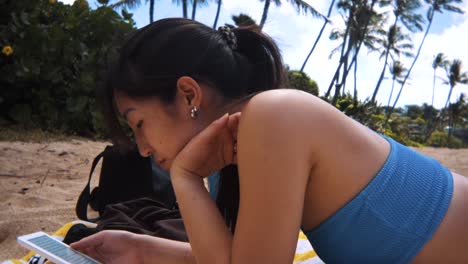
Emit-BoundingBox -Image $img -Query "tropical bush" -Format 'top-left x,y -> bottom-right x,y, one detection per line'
287,70 -> 319,96
0,0 -> 135,137
427,131 -> 463,148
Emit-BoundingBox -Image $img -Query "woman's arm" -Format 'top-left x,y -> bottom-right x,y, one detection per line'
171,90 -> 316,264
136,234 -> 195,264
71,230 -> 195,264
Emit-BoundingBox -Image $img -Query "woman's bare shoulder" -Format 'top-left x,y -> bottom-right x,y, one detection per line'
243,89 -> 335,119
240,89 -> 387,160
238,89 -> 348,165
241,89 -> 348,135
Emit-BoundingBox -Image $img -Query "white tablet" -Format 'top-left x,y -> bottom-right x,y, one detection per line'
17,231 -> 101,264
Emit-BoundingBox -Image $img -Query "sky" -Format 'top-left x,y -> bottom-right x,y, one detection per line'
60,0 -> 468,109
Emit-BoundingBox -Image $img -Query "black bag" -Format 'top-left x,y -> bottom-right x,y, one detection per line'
75,145 -> 177,221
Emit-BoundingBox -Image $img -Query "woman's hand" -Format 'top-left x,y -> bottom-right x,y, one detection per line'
71,230 -> 195,264
70,230 -> 142,264
171,112 -> 241,179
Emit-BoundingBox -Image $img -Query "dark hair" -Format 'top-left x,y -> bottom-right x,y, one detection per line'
99,18 -> 285,232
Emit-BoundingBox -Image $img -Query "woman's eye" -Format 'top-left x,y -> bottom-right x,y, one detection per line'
136,120 -> 143,129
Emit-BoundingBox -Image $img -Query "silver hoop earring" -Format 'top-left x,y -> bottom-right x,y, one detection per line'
190,106 -> 199,119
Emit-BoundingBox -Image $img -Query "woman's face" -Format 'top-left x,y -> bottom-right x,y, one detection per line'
114,77 -> 223,170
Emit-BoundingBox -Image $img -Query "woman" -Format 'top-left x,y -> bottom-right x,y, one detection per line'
72,18 -> 468,263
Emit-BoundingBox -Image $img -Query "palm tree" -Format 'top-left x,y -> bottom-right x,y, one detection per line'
258,0 -> 325,29
431,52 -> 447,106
370,0 -> 423,103
394,0 -> 464,112
300,0 -> 335,72
336,0 -> 382,100
325,0 -> 383,103
213,0 -> 222,28
425,59 -> 468,142
391,0 -> 425,32
110,0 -> 156,23
387,60 -> 406,108
447,94 -> 467,141
191,0 -> 209,20
371,25 -> 413,103
443,59 -> 468,113
383,60 -> 407,127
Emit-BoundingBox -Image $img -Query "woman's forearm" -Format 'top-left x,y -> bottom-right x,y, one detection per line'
135,234 -> 196,264
171,173 -> 233,264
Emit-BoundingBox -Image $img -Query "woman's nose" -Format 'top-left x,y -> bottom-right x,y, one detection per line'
135,138 -> 153,157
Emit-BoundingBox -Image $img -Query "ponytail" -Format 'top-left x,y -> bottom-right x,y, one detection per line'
232,26 -> 285,93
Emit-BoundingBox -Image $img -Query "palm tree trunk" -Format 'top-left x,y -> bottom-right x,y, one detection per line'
444,86 -> 454,112
448,107 -> 453,143
259,0 -> 271,29
213,0 -> 221,29
325,65 -> 341,98
389,11 -> 435,117
333,54 -> 349,102
353,59 -> 358,103
182,0 -> 188,18
387,78 -> 395,108
384,80 -> 404,127
340,52 -> 349,96
331,35 -> 354,104
300,0 -> 335,72
149,0 -> 155,23
432,67 -> 436,106
191,0 -> 197,20
372,49 -> 390,103
325,14 -> 351,98
372,15 -> 399,103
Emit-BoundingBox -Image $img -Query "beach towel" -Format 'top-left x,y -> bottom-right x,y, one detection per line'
295,231 -> 324,264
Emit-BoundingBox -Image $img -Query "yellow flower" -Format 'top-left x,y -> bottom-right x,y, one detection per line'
2,45 -> 13,56
49,0 -> 56,4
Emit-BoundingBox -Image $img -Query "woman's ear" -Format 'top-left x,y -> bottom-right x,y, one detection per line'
176,76 -> 202,108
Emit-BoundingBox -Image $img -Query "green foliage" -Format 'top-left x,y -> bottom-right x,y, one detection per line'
330,93 -> 384,132
287,70 -> 319,95
0,0 -> 135,137
428,131 -> 463,148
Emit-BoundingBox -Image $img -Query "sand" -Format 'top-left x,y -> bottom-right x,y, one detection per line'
0,140 -> 467,260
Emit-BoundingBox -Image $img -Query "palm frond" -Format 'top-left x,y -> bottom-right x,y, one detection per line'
109,0 -> 141,9
286,0 -> 331,22
433,52 -> 446,69
402,51 -> 414,58
329,44 -> 343,59
440,4 -> 464,14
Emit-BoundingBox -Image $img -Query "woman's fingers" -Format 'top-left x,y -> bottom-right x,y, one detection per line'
70,232 -> 104,251
81,247 -> 104,262
227,112 -> 241,141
